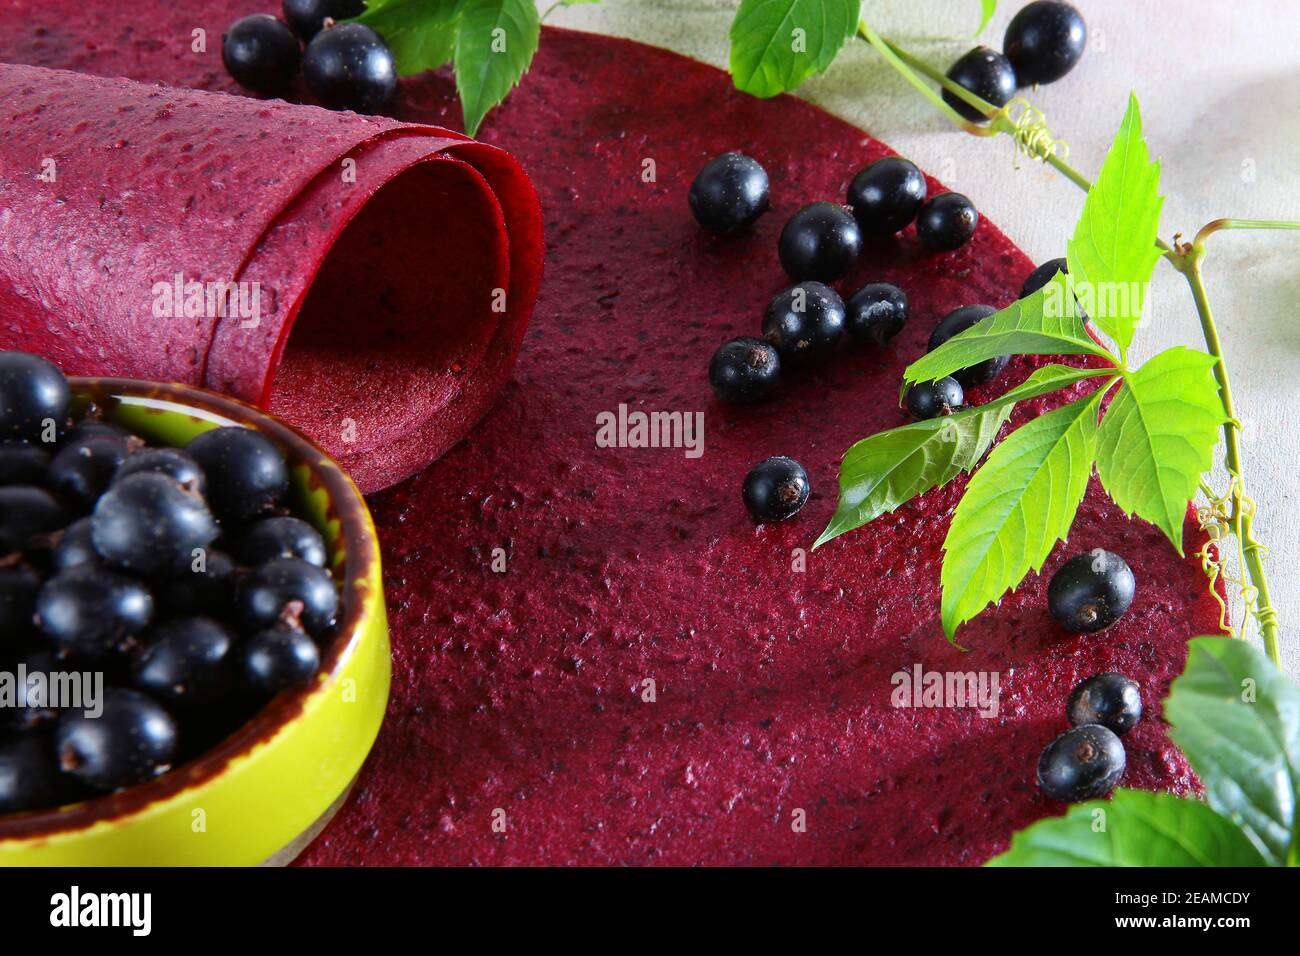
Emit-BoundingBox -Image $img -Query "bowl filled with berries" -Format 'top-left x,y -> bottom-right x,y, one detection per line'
0,352 -> 390,865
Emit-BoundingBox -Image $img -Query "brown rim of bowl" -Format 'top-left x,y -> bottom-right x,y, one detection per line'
0,377 -> 379,841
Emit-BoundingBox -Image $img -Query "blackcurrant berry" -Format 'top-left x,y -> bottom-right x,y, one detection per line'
778,202 -> 862,282
238,556 -> 339,637
91,472 -> 219,577
222,13 -> 302,95
239,515 -> 328,568
742,456 -> 810,522
916,193 -> 979,252
48,434 -> 130,511
0,351 -> 69,444
186,426 -> 289,524
133,617 -> 236,706
56,688 -> 178,792
1048,549 -> 1136,633
4,649 -> 61,731
928,305 -> 1008,387
846,282 -> 908,348
905,377 -> 965,420
1067,673 -> 1142,735
762,282 -> 846,363
157,549 -> 239,620
283,0 -> 366,42
115,447 -> 206,495
847,157 -> 927,234
1004,1 -> 1087,86
1020,257 -> 1068,299
0,561 -> 40,638
303,22 -> 397,113
0,443 -> 50,486
709,337 -> 781,405
241,624 -> 322,694
51,517 -> 98,571
0,485 -> 67,553
688,152 -> 770,234
36,566 -> 154,660
942,46 -> 1017,123
1036,723 -> 1126,802
0,734 -> 64,813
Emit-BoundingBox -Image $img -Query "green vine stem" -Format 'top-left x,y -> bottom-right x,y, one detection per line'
857,18 -> 1292,664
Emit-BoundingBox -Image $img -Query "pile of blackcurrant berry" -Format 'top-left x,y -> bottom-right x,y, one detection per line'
222,1 -> 397,113
0,351 -> 340,815
1037,671 -> 1142,802
943,1 -> 1087,122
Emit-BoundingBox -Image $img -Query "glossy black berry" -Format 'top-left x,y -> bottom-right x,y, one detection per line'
928,305 -> 1008,387
51,517 -> 97,571
283,0 -> 366,42
942,46 -> 1017,123
48,434 -> 130,511
1037,723 -> 1126,802
1068,673 -> 1142,735
1004,1 -> 1087,86
778,202 -> 862,282
762,282 -> 846,363
0,735 -> 64,813
846,283 -> 908,348
0,351 -> 69,444
56,689 -> 178,792
689,152 -> 770,235
0,562 -> 40,637
222,13 -> 302,95
1020,256 -> 1068,299
742,456 -> 810,523
157,549 -> 239,620
90,472 -> 219,577
239,515 -> 328,568
0,443 -> 50,486
847,157 -> 927,234
133,617 -> 236,706
1048,549 -> 1136,633
241,625 -> 321,694
303,22 -> 397,113
115,447 -> 206,495
906,377 -> 965,420
36,566 -> 154,660
709,337 -> 781,405
4,649 -> 61,731
238,557 -> 339,637
916,193 -> 979,252
0,485 -> 67,553
186,427 -> 289,525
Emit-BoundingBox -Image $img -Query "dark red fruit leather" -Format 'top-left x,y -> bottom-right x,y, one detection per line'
0,5 -> 1223,864
0,19 -> 542,493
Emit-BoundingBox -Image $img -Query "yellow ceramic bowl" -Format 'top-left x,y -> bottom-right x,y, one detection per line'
0,379 -> 390,865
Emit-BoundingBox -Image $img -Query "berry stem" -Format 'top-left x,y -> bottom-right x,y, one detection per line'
856,19 -> 990,134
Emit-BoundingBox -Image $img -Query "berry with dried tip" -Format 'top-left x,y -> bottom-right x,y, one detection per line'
222,13 -> 302,95
916,193 -> 979,252
239,515 -> 328,568
303,22 -> 397,113
928,305 -> 1007,388
762,282 -> 846,363
1048,549 -> 1136,633
1004,1 -> 1087,86
36,566 -> 154,661
186,426 -> 289,524
238,557 -> 339,637
709,337 -> 781,404
115,447 -> 206,495
942,46 -> 1017,123
1067,673 -> 1142,735
847,157 -> 927,234
0,351 -> 69,443
48,434 -> 130,511
906,377 -> 964,420
56,689 -> 178,792
689,152 -> 770,234
92,472 -> 219,577
1037,723 -> 1126,802
778,202 -> 862,282
742,456 -> 810,522
846,283 -> 908,348
283,0 -> 366,42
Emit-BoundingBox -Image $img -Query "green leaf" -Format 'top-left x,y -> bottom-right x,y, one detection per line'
355,0 -> 465,75
986,789 -> 1269,866
902,274 -> 1116,391
453,0 -> 540,135
815,364 -> 1107,549
940,387 -> 1104,639
728,0 -> 861,98
1165,636 -> 1300,867
977,0 -> 997,35
1065,93 -> 1164,355
1095,347 -> 1227,554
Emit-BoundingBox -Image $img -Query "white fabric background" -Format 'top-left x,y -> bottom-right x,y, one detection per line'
539,0 -> 1300,675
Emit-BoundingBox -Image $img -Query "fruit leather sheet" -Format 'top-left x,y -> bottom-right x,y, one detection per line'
0,4 -> 1225,864
0,54 -> 541,492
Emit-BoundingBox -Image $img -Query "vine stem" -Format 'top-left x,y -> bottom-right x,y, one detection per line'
858,21 -> 1286,663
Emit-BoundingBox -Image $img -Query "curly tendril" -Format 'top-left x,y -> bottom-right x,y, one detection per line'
1001,99 -> 1068,169
1196,476 -> 1268,640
